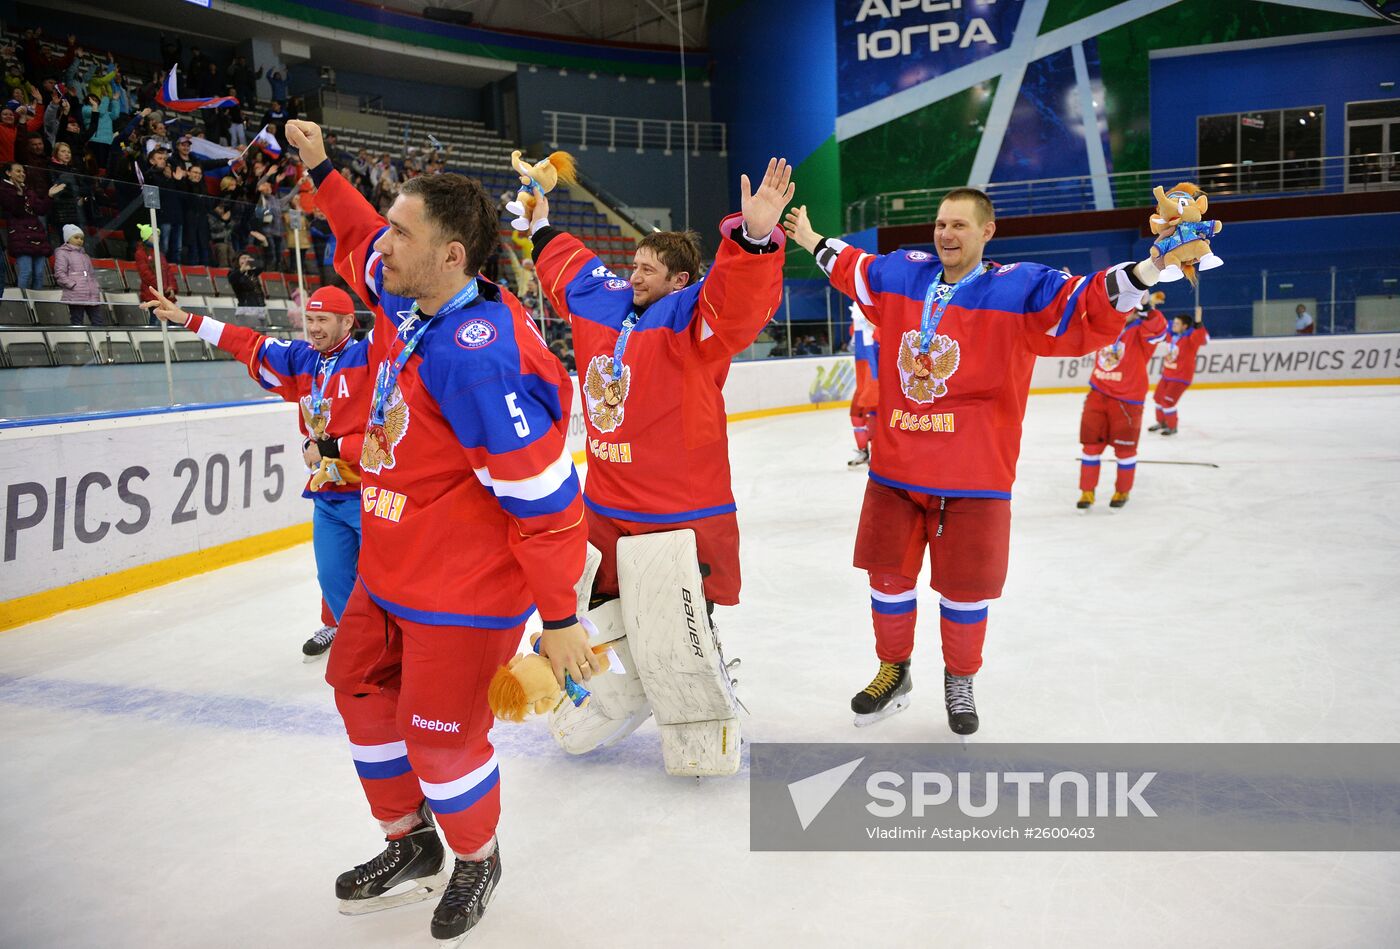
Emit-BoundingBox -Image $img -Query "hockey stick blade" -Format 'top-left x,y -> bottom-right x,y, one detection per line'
1135,460 -> 1220,468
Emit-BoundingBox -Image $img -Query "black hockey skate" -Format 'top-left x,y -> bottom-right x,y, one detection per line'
1147,422 -> 1163,432
852,661 -> 911,726
847,448 -> 870,469
943,667 -> 979,736
302,624 -> 336,662
336,801 -> 448,916
430,844 -> 502,942
1160,427 -> 1177,436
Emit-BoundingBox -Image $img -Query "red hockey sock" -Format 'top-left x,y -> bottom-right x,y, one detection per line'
1155,405 -> 1167,425
869,572 -> 916,663
410,743 -> 503,858
853,424 -> 870,452
938,597 -> 988,676
1079,447 -> 1104,491
1115,454 -> 1137,493
336,689 -> 423,828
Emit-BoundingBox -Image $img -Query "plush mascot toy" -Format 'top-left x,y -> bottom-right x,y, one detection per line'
489,633 -> 618,722
505,149 -> 578,232
1149,182 -> 1223,285
308,458 -> 361,492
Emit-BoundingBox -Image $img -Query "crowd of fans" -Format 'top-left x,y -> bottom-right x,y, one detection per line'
0,27 -> 471,323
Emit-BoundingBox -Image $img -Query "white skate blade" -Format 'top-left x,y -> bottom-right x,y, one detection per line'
853,694 -> 911,727
337,869 -> 451,916
303,653 -> 327,664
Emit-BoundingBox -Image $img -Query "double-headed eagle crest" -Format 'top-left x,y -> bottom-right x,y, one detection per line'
1097,342 -> 1124,372
897,329 -> 960,403
360,383 -> 410,474
583,354 -> 631,433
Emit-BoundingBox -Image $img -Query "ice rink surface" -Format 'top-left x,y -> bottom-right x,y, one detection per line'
3,384 -> 1398,948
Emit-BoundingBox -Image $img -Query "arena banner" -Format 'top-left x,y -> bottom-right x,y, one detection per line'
836,0 -> 1018,117
1,404 -> 310,602
1028,331 -> 1400,390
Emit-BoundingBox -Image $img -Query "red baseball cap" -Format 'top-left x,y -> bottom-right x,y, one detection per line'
306,286 -> 355,315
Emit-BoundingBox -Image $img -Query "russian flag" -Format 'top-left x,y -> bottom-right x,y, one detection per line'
155,66 -> 239,113
252,125 -> 283,158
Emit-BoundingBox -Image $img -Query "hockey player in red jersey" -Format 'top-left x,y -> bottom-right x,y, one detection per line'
525,158 -> 790,610
143,284 -> 369,660
286,119 -> 594,943
784,188 -> 1164,736
1077,295 -> 1167,510
849,301 -> 880,469
1150,309 -> 1209,436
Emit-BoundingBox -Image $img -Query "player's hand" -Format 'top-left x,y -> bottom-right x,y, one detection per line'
537,621 -> 600,687
783,204 -> 823,254
302,441 -> 321,467
140,290 -> 184,325
740,157 -> 795,240
527,190 -> 549,228
285,119 -> 326,168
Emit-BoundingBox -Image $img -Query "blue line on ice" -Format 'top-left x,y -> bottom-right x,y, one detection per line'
0,673 -> 747,771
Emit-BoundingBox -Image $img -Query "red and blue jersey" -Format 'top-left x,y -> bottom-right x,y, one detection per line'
819,241 -> 1151,499
313,165 -> 585,629
179,312 -> 371,499
1090,308 -> 1167,404
851,305 -> 880,409
1160,323 -> 1208,385
532,215 -> 784,524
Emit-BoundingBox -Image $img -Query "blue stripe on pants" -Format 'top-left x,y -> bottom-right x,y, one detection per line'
312,493 -> 362,623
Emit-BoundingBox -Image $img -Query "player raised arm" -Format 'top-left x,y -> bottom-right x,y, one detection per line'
687,158 -> 793,359
287,119 -> 390,310
143,289 -> 318,401
784,202 -> 892,326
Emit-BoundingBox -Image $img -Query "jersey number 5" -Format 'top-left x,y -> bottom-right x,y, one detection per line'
505,392 -> 530,438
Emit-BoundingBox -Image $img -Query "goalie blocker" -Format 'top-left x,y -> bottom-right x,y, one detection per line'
548,531 -> 742,776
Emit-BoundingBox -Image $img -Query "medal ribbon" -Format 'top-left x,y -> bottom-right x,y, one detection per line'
612,312 -> 639,377
308,351 -> 340,419
368,278 -> 480,426
918,264 -> 986,354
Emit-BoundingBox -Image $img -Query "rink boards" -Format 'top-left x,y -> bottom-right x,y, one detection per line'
2,331 -> 1396,627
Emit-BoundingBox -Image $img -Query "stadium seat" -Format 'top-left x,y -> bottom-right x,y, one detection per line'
43,331 -> 98,366
94,331 -> 139,365
0,298 -> 34,326
185,268 -> 216,295
93,259 -> 126,292
32,301 -> 72,326
0,331 -> 52,368
112,304 -> 151,327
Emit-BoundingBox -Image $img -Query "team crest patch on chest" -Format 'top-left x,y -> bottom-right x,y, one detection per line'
583,354 -> 631,433
300,394 -> 332,439
455,318 -> 497,349
1097,342 -> 1124,371
897,329 -> 960,403
361,379 -> 410,474
1164,343 -> 1180,369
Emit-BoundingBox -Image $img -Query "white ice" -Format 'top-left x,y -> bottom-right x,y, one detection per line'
2,385 -> 1398,948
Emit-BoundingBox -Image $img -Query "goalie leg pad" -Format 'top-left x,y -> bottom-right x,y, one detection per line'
616,530 -> 741,777
548,599 -> 652,754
